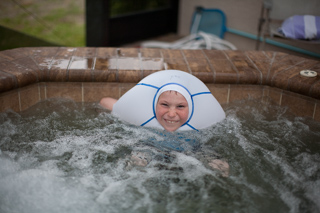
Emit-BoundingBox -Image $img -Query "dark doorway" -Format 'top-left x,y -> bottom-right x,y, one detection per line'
86,0 -> 179,47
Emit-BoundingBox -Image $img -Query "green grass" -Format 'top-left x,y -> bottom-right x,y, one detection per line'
0,1 -> 85,47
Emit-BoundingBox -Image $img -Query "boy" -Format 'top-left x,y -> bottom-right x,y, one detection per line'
100,90 -> 230,177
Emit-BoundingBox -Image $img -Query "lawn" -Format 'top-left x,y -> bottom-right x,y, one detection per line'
0,0 -> 85,47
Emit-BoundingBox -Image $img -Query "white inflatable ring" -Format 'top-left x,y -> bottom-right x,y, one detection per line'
112,70 -> 225,131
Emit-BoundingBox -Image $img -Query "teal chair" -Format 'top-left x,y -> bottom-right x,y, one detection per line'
141,7 -> 235,49
190,7 -> 227,39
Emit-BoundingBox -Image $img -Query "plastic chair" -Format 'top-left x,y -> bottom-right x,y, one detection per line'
141,7 -> 236,50
190,7 -> 227,39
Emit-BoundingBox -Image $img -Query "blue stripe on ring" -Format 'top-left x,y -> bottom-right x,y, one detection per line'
141,116 -> 156,126
137,83 -> 159,90
192,91 -> 211,97
137,83 -> 158,126
180,123 -> 199,131
186,123 -> 199,131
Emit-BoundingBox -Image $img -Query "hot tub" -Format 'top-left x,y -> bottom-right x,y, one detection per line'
0,47 -> 319,212
0,47 -> 319,119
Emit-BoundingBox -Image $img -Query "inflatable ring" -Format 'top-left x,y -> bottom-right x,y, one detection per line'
112,70 -> 225,131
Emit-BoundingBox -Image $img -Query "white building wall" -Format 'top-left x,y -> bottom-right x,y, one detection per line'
178,0 -> 320,36
177,0 -> 320,59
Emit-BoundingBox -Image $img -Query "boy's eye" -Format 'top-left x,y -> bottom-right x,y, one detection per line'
177,105 -> 186,108
161,103 -> 168,107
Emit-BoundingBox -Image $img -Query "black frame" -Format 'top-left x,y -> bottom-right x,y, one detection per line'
86,0 -> 179,47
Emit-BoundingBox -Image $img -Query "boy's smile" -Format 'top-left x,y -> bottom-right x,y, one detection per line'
155,91 -> 189,132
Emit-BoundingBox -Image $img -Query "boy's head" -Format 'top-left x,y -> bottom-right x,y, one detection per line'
155,85 -> 192,132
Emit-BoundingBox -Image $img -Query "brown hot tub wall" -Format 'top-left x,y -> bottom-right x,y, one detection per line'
0,47 -> 319,121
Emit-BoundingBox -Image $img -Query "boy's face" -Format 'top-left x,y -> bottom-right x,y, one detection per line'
156,91 -> 189,132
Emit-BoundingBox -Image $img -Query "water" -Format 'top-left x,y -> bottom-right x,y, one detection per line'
0,98 -> 319,213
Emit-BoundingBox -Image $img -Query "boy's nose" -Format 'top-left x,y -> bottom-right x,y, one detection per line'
167,108 -> 176,117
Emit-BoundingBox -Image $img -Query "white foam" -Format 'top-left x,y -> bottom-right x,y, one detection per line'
0,156 -> 20,178
174,152 -> 214,179
0,168 -> 100,213
1,100 -> 319,212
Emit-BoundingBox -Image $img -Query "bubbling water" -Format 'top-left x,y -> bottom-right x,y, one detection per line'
0,98 -> 319,213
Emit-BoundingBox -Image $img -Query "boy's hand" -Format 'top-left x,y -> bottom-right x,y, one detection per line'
208,159 -> 230,177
